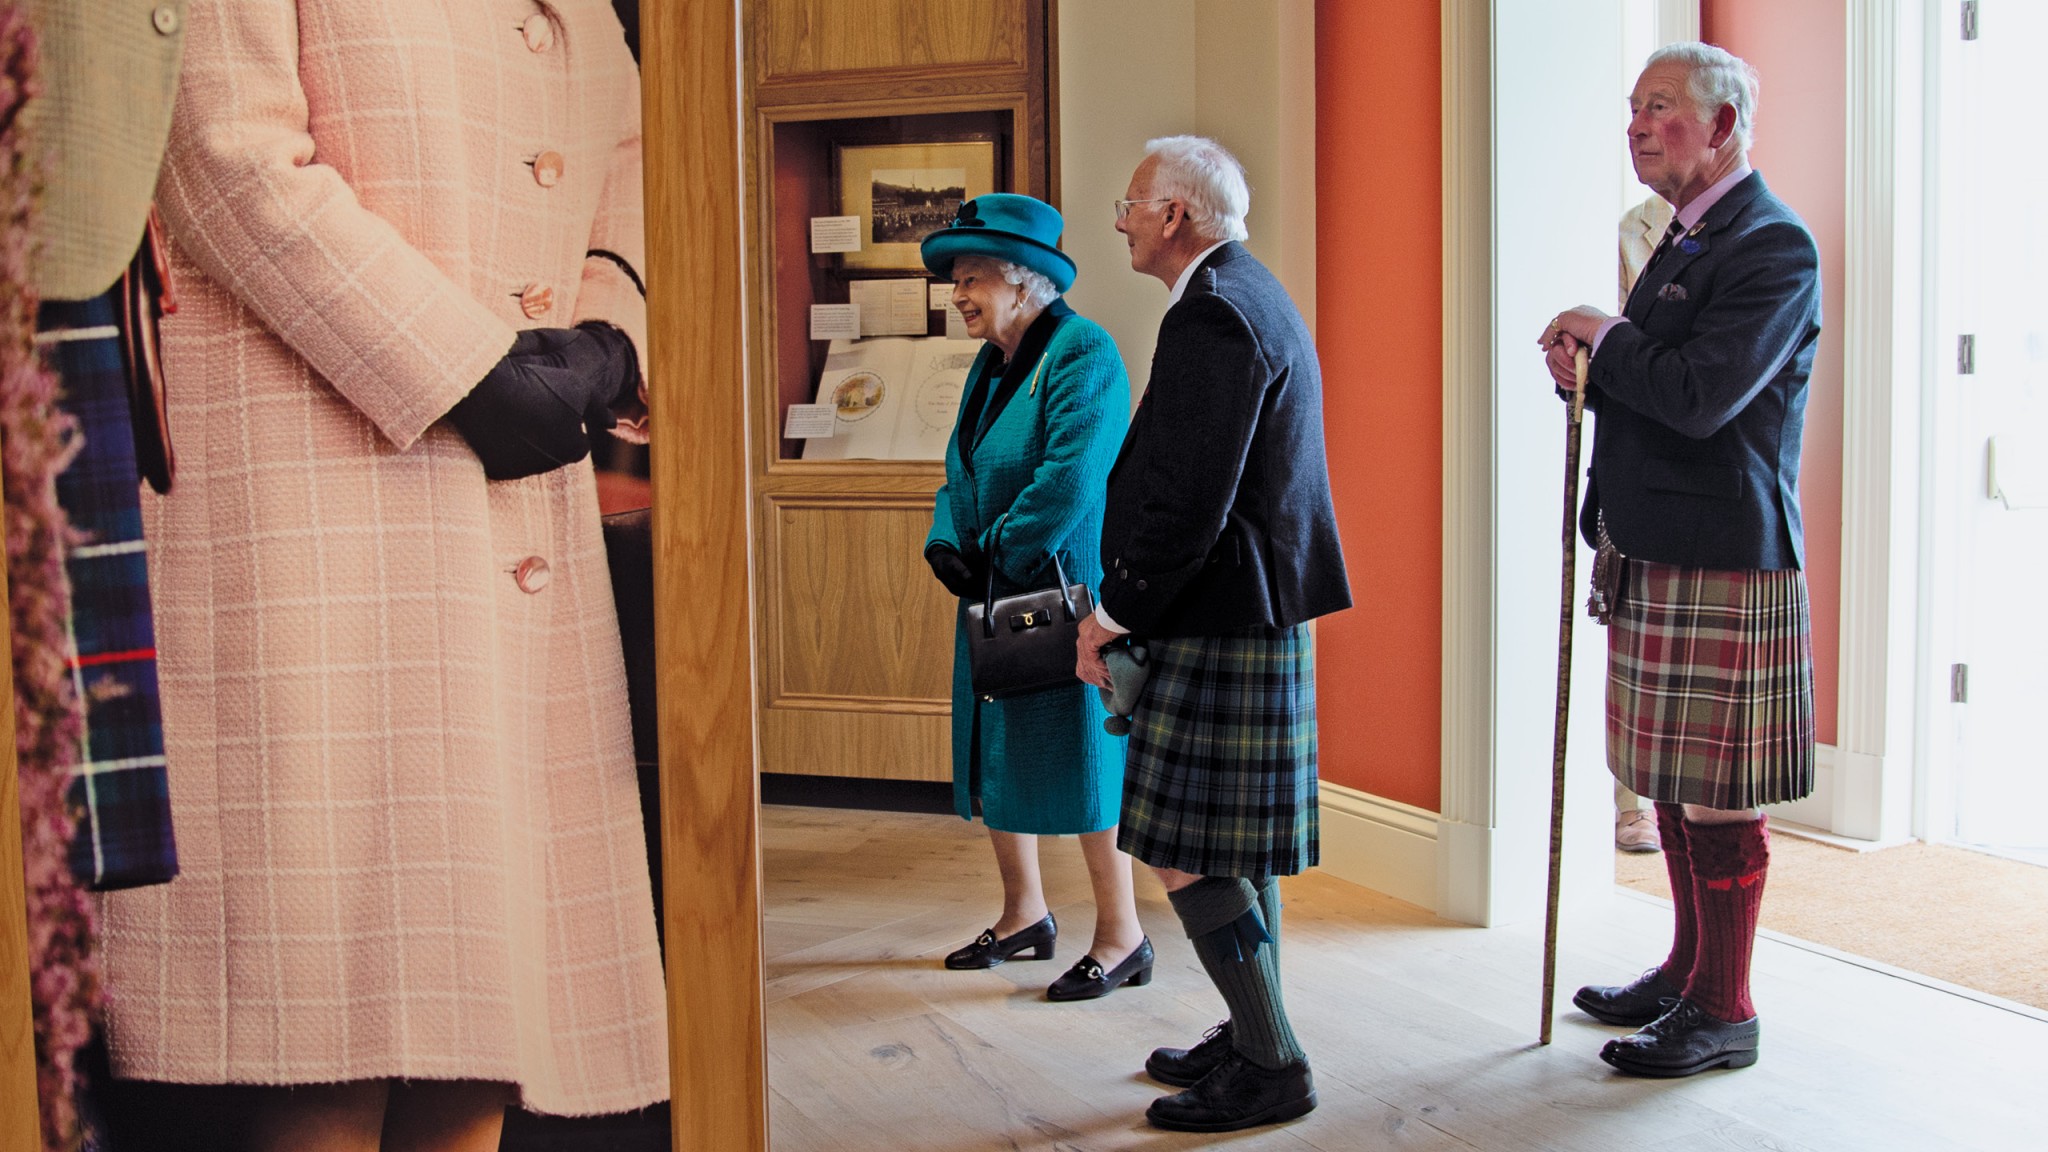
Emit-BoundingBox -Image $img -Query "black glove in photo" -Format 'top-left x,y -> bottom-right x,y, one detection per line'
448,324 -> 641,481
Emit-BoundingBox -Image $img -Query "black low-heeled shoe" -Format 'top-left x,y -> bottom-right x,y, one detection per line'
1146,1020 -> 1233,1086
1574,966 -> 1683,1028
944,913 -> 1057,970
1046,936 -> 1154,1001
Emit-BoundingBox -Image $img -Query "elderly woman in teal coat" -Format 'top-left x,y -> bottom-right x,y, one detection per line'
921,195 -> 1152,1001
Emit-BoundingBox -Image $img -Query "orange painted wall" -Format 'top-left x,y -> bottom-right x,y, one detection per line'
1313,0 -> 1441,809
1702,1 -> 1845,744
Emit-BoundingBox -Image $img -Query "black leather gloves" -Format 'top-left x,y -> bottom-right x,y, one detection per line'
447,322 -> 640,481
925,543 -> 984,599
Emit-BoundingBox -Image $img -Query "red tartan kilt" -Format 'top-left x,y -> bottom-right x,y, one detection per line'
1606,560 -> 1816,809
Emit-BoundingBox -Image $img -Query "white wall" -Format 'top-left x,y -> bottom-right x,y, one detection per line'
1502,0 -> 1628,922
1439,0 -> 1630,926
1057,0 -> 1316,394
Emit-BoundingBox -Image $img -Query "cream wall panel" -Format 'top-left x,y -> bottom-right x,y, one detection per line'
1057,0 -> 1318,392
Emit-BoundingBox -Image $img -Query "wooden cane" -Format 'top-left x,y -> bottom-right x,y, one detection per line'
1540,346 -> 1590,1045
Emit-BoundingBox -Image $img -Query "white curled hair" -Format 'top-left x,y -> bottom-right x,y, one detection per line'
1141,135 -> 1250,243
1647,41 -> 1760,151
995,259 -> 1060,309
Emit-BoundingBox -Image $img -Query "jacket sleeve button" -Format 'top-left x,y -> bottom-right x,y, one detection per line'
152,5 -> 181,34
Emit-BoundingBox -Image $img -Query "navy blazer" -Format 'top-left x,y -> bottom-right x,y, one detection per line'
1582,172 -> 1822,571
1099,243 -> 1351,637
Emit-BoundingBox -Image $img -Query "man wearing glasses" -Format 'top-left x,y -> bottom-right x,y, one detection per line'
1077,136 -> 1350,1133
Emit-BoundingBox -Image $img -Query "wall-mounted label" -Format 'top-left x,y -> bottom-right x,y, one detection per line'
809,304 -> 860,341
809,216 -> 862,253
783,403 -> 838,439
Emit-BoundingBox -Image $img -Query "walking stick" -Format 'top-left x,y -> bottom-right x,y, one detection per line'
1540,346 -> 1589,1045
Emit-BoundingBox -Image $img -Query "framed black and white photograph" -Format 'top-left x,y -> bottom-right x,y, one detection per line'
836,139 -> 998,273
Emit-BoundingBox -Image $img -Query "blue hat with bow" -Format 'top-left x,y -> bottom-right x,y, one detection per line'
919,193 -> 1077,294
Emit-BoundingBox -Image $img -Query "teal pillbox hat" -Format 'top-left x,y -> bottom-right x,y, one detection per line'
919,193 -> 1077,294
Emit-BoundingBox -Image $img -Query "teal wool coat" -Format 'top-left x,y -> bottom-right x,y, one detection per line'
926,303 -> 1131,834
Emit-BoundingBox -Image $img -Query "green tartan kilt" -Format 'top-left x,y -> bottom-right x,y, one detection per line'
1117,624 -> 1319,877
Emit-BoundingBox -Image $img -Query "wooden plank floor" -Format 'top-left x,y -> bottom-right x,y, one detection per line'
763,805 -> 2048,1151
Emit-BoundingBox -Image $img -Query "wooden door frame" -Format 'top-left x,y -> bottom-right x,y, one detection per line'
0,519 -> 40,1145
644,0 -> 770,1148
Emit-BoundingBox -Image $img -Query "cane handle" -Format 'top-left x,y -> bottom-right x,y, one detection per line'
1572,347 -> 1589,423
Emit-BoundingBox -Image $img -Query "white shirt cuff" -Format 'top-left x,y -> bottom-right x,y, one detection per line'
1093,605 -> 1129,635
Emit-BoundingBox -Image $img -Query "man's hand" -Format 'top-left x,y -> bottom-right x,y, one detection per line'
1544,331 -> 1584,392
1075,614 -> 1116,689
1539,305 -> 1609,394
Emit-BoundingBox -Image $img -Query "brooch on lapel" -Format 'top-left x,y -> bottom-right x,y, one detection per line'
1656,282 -> 1690,302
1677,222 -> 1705,255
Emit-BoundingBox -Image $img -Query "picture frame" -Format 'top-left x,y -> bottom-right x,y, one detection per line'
835,138 -> 999,273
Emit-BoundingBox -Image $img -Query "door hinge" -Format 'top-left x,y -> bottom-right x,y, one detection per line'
1958,334 -> 1976,375
1951,663 -> 1969,703
1962,0 -> 1979,40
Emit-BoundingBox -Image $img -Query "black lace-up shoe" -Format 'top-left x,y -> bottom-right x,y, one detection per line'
1144,1020 -> 1233,1087
942,913 -> 1056,970
1046,937 -> 1153,1001
1573,966 -> 1682,1027
1146,1051 -> 1316,1132
1600,998 -> 1760,1077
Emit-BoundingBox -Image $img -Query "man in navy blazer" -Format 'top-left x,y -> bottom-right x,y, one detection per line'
1543,43 -> 1821,1080
1076,137 -> 1348,1133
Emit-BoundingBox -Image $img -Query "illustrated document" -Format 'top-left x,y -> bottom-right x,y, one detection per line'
802,336 -> 984,460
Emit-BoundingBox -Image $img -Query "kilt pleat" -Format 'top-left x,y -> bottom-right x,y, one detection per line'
1607,560 -> 1815,808
1118,624 -> 1318,877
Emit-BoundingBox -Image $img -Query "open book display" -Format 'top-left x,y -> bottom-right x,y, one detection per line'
801,336 -> 984,461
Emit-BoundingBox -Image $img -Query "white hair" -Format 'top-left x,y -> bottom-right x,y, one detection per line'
956,254 -> 1059,309
1647,41 -> 1760,152
1141,135 -> 1250,243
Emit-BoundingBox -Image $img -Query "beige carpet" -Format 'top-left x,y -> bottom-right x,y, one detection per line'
1615,833 -> 2048,1011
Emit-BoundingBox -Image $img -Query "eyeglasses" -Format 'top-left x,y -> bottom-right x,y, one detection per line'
1114,197 -> 1172,221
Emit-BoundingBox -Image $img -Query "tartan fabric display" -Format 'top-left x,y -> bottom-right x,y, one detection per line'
39,294 -> 178,890
1118,623 -> 1318,877
1607,559 -> 1815,809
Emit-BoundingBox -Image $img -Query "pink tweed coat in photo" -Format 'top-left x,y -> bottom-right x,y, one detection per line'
94,0 -> 668,1116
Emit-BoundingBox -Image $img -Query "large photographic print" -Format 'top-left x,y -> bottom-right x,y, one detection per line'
837,140 -> 997,272
869,169 -> 966,244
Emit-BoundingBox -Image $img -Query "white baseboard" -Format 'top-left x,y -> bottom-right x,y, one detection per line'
1313,782 -> 1439,912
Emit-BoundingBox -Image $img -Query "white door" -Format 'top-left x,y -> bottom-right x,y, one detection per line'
1934,0 -> 2048,852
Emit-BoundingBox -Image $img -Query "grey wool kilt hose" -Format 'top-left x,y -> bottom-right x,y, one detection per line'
1607,559 -> 1816,809
1118,623 -> 1318,877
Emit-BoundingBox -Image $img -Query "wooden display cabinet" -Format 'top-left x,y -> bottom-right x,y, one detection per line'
741,0 -> 1057,781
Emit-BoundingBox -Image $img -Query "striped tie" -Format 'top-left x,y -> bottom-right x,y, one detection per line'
1643,218 -> 1685,274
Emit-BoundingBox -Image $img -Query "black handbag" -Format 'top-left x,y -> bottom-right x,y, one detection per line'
964,541 -> 1093,703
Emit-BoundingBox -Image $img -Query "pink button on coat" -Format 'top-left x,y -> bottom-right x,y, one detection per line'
95,0 -> 666,1116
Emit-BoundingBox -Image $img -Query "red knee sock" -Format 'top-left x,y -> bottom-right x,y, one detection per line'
1653,802 -> 1697,990
1682,815 -> 1770,1022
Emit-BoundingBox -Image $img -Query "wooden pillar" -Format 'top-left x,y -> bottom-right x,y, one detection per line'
642,1 -> 770,1149
0,506 -> 41,1149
